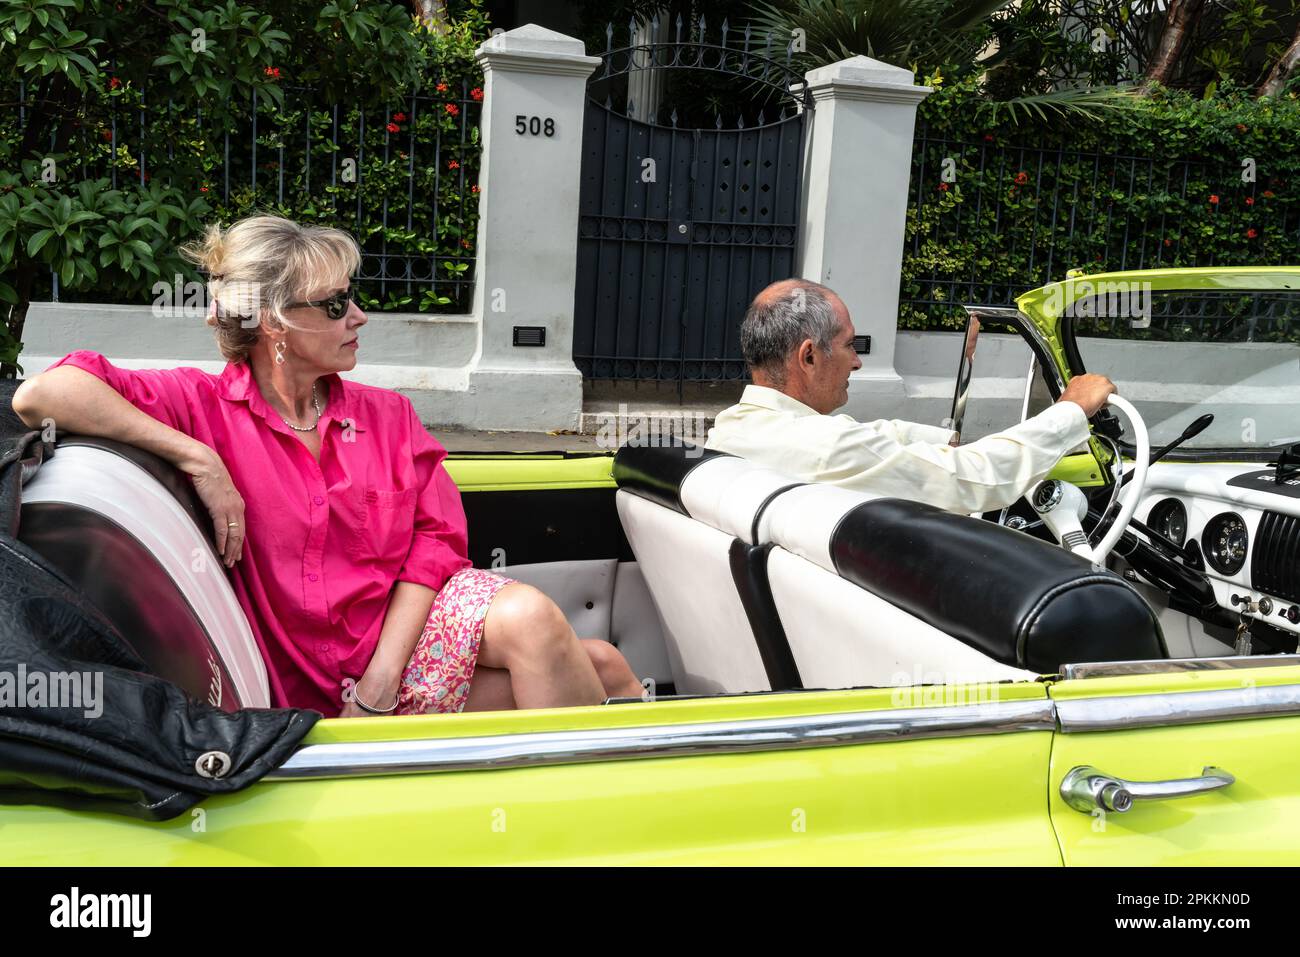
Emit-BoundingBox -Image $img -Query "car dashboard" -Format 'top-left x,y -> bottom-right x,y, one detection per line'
1134,461 -> 1300,637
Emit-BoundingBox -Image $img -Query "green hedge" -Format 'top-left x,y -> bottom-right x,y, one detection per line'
901,76 -> 1300,330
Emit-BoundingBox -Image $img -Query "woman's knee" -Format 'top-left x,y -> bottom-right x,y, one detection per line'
485,583 -> 573,660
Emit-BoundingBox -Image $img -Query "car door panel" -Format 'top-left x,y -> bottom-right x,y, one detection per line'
1047,666 -> 1300,864
0,685 -> 1062,866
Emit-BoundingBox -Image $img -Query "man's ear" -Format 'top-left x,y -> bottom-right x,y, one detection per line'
799,338 -> 817,365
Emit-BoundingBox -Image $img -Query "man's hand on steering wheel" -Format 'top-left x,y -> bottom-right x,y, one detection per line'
1057,373 -> 1118,418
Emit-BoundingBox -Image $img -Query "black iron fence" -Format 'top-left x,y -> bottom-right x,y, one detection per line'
9,76 -> 483,312
901,122 -> 1300,330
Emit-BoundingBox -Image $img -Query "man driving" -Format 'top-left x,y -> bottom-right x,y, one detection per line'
705,279 -> 1118,514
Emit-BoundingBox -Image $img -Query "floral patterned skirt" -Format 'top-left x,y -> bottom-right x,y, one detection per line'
395,567 -> 516,715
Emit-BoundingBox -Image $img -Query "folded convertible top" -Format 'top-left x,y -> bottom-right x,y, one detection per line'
0,382 -> 318,820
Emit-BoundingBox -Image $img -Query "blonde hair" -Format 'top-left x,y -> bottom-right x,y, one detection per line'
181,215 -> 362,362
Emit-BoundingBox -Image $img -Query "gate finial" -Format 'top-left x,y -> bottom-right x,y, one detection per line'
675,13 -> 683,43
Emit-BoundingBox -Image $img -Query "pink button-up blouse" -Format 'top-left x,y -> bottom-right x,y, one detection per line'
48,350 -> 472,716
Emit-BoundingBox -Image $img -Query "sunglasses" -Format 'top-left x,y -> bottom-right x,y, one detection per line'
286,286 -> 358,321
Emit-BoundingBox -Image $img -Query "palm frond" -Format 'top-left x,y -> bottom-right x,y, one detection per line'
976,86 -> 1142,125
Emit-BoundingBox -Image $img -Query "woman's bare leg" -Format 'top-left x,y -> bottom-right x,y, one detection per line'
476,583 -> 605,709
579,639 -> 645,699
462,666 -> 516,712
464,642 -> 641,712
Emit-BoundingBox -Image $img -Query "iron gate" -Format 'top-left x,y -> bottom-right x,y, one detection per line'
572,19 -> 813,385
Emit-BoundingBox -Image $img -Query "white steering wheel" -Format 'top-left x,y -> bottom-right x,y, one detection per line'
1025,394 -> 1150,566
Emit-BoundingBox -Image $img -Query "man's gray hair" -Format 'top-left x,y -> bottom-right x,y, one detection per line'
739,280 -> 841,387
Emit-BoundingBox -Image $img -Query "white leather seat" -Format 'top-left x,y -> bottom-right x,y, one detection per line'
613,447 -> 802,694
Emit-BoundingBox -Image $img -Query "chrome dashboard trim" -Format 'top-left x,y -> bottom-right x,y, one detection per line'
267,698 -> 1056,780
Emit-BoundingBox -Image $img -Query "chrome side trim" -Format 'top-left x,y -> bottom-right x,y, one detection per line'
267,698 -> 1055,780
1063,654 -> 1300,680
1057,683 -> 1300,733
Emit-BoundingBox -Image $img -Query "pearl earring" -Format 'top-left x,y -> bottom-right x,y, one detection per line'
274,340 -> 286,365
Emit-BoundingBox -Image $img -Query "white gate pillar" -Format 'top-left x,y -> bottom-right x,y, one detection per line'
797,56 -> 931,415
465,24 -> 599,431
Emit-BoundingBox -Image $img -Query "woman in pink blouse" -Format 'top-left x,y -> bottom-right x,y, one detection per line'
13,215 -> 644,718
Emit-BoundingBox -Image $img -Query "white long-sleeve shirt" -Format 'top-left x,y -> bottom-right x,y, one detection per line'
704,385 -> 1092,514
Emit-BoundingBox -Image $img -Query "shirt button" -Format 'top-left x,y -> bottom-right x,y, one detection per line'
317,643 -> 330,655
313,495 -> 324,506
308,573 -> 319,582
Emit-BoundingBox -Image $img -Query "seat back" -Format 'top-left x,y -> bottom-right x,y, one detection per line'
613,445 -> 802,694
759,485 -> 1168,680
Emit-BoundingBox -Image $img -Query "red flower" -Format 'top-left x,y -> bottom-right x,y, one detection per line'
1245,196 -> 1255,206
937,182 -> 949,191
1209,194 -> 1219,205
445,103 -> 460,117
393,112 -> 407,122
108,77 -> 121,90
1163,238 -> 1173,246
1013,171 -> 1029,186
983,133 -> 994,142
471,184 -> 480,194
470,87 -> 484,101
264,66 -> 282,79
1247,228 -> 1259,239
1264,189 -> 1276,198
1095,254 -> 1103,261
436,82 -> 449,93
200,185 -> 209,192
386,122 -> 400,133
448,160 -> 460,170
1236,123 -> 1247,133
100,129 -> 113,142
461,239 -> 472,249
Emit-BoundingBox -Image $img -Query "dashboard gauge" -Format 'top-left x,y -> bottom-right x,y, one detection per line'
1147,498 -> 1188,550
1202,512 -> 1249,576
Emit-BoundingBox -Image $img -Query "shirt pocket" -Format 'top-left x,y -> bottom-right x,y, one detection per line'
342,484 -> 417,566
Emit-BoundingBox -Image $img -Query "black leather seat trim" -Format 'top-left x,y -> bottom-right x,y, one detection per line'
828,498 -> 1166,673
728,539 -> 802,690
612,443 -> 732,515
750,483 -> 805,546
57,434 -> 211,542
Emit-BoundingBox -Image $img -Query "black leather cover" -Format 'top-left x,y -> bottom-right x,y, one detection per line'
612,443 -> 731,514
830,498 -> 1167,672
0,418 -> 319,821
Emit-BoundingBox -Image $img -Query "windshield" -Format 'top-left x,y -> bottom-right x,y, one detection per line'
1067,288 -> 1300,451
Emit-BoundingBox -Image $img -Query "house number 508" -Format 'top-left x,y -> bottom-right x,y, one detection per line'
515,115 -> 555,136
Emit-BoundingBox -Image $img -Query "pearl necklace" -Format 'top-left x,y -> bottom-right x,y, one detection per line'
280,383 -> 322,432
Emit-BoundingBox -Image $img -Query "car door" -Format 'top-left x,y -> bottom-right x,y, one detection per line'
1046,660 -> 1300,864
2,681 -> 1065,865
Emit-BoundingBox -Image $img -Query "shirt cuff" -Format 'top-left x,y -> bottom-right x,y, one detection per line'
907,422 -> 961,446
1049,400 -> 1093,448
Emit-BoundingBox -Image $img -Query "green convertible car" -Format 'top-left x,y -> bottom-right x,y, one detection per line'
5,265 -> 1300,865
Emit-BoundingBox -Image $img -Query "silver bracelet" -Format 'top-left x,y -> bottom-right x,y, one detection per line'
350,681 -> 399,714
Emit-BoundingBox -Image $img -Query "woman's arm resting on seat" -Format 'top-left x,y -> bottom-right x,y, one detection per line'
12,366 -> 248,566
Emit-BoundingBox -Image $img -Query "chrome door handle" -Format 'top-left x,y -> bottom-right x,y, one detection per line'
1060,765 -> 1235,814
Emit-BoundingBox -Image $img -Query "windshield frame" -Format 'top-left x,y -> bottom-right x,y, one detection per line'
1018,266 -> 1300,464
